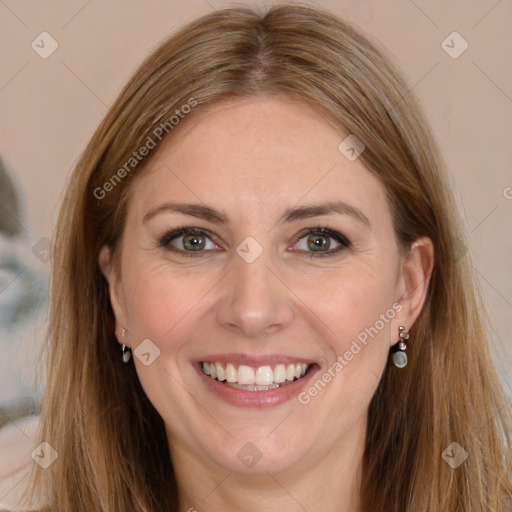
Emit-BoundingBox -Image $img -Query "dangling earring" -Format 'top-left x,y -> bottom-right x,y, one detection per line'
392,326 -> 409,368
121,344 -> 132,363
117,328 -> 132,363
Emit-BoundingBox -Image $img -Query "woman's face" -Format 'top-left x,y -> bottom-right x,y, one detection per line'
101,96 -> 430,478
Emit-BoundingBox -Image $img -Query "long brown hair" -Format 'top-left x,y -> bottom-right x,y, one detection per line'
26,4 -> 512,511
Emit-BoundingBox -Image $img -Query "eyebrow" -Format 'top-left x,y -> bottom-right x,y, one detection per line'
142,200 -> 371,228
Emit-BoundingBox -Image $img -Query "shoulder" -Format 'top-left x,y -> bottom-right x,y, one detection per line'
0,416 -> 41,511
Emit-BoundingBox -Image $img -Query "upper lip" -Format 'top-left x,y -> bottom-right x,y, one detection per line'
195,353 -> 318,367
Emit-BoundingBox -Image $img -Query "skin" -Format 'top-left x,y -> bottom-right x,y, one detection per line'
99,95 -> 434,512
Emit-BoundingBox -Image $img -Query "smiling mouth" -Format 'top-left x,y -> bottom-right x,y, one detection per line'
201,362 -> 311,391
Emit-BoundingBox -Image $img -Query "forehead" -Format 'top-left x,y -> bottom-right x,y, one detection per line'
126,95 -> 390,228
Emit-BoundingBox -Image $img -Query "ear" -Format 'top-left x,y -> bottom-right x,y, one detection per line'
98,244 -> 129,341
394,237 -> 434,337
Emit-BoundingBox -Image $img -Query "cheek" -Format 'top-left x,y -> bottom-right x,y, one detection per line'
297,262 -> 397,346
122,259 -> 212,340
295,260 -> 398,403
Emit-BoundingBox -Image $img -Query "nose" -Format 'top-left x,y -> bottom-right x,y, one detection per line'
215,248 -> 295,338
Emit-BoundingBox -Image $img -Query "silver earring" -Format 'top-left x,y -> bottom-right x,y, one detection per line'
392,326 -> 409,368
121,344 -> 132,363
118,328 -> 131,363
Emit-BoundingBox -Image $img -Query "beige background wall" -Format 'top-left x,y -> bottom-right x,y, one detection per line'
0,0 -> 511,403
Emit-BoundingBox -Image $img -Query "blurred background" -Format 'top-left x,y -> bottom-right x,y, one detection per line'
0,0 -> 511,506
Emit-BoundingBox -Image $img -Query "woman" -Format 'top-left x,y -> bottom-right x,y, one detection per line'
23,4 -> 512,511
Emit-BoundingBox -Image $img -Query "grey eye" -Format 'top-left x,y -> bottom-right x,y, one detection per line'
305,234 -> 332,252
180,233 -> 206,251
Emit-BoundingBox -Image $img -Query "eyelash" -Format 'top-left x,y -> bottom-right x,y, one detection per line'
157,225 -> 351,259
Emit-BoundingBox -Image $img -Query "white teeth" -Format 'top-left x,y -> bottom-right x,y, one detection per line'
215,362 -> 226,381
225,363 -> 237,383
226,382 -> 281,391
274,364 -> 286,383
255,366 -> 273,386
238,365 -> 255,385
201,361 -> 310,387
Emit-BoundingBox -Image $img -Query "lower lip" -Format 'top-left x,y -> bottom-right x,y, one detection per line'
195,363 -> 320,408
